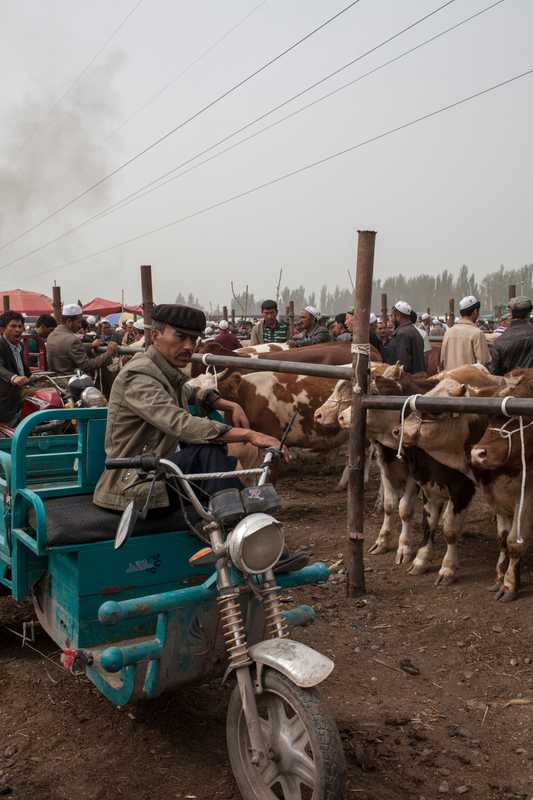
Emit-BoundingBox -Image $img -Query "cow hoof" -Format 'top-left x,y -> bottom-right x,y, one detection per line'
407,559 -> 429,576
368,542 -> 392,555
435,571 -> 456,587
488,582 -> 503,593
495,586 -> 517,602
395,547 -> 414,566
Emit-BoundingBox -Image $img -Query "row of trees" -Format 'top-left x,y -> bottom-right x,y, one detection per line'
177,264 -> 533,318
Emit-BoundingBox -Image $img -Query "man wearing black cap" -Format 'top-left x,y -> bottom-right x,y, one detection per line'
94,304 -> 286,513
491,296 -> 533,375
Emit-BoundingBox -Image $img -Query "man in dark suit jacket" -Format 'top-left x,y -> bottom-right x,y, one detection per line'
0,311 -> 31,426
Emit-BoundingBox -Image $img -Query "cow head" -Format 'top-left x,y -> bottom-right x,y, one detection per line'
471,375 -> 533,471
313,379 -> 351,429
392,378 -> 487,474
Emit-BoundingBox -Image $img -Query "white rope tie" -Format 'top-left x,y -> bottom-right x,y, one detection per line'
351,342 -> 371,394
501,395 -> 513,418
517,416 -> 527,545
396,394 -> 422,459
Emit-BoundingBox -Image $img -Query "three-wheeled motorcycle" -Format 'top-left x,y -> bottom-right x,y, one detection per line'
0,407 -> 345,799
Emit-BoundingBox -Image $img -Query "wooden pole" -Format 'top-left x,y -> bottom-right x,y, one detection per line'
448,298 -> 455,327
52,286 -> 62,323
508,285 -> 516,301
380,293 -> 387,323
231,308 -> 236,327
347,230 -> 376,597
2,295 -> 10,313
222,305 -> 228,321
288,300 -> 295,337
140,265 -> 154,346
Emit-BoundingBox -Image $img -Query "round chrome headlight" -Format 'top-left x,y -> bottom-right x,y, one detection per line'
227,513 -> 284,574
80,386 -> 107,407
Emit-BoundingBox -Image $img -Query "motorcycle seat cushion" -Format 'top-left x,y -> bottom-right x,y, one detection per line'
29,494 -> 192,547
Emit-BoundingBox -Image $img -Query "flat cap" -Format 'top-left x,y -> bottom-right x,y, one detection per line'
152,304 -> 206,336
509,295 -> 533,313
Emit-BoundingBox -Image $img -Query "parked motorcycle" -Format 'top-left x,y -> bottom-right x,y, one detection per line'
106,447 -> 346,799
0,370 -> 106,438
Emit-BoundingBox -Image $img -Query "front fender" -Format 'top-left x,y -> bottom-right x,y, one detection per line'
249,638 -> 334,689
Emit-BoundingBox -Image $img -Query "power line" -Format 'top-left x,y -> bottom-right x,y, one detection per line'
18,0 -> 145,152
0,0 -> 362,254
32,66 -> 533,279
3,0 -> 471,270
97,0 -> 463,218
107,0 -> 270,140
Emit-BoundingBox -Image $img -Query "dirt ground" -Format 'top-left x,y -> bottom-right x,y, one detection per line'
1,461 -> 533,800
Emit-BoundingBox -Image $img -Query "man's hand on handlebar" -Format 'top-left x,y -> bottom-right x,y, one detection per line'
246,431 -> 289,462
12,376 -> 30,387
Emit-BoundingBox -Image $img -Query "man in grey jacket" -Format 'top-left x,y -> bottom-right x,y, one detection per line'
46,303 -> 117,375
94,304 -> 285,512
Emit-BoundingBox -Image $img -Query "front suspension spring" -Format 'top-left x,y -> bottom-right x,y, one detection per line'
218,592 -> 251,669
262,580 -> 288,639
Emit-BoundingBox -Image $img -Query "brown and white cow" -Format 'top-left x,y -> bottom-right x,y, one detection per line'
395,375 -> 520,589
188,370 -> 348,451
469,372 -> 533,600
191,340 -> 382,379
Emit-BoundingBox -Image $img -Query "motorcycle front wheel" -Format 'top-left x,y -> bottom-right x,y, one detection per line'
226,668 -> 345,800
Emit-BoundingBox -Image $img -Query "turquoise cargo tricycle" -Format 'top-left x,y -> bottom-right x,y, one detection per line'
0,408 -> 345,800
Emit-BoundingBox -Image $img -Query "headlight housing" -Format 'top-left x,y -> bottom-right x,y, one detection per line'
227,513 -> 284,574
80,386 -> 107,407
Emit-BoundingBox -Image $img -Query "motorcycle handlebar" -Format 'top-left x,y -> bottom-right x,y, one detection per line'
105,455 -> 159,472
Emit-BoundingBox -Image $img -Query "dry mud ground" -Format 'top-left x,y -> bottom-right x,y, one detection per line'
1,463 -> 533,800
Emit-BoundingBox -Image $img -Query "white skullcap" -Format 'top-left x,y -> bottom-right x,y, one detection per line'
421,313 -> 430,320
218,319 -> 229,330
393,301 -> 412,316
62,303 -> 82,317
205,326 -> 214,335
369,313 -> 377,324
304,305 -> 321,320
432,317 -> 440,325
133,319 -> 144,331
125,318 -> 134,325
459,295 -> 479,311
85,315 -> 96,325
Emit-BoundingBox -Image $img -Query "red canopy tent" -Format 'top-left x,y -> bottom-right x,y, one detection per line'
82,297 -> 143,316
0,289 -> 53,316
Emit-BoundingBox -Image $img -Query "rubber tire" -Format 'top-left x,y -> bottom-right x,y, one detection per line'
226,668 -> 345,800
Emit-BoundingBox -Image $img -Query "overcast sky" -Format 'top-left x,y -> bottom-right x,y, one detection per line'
1,0 -> 531,308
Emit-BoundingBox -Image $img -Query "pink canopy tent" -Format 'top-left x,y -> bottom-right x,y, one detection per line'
82,297 -> 143,316
0,289 -> 53,316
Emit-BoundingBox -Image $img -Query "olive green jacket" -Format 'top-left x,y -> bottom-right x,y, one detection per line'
94,346 -> 229,511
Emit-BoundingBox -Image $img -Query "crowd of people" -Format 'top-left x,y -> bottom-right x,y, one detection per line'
0,292 -> 532,431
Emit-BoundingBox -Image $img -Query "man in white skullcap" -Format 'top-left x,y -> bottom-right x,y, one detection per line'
440,295 -> 490,371
384,301 -> 426,374
46,303 -> 118,375
213,318 -> 241,351
289,306 -> 331,347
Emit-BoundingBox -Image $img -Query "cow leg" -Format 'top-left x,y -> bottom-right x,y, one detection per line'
395,476 -> 418,565
489,513 -> 512,592
408,487 -> 442,575
335,464 -> 350,492
495,491 -> 533,602
369,468 -> 399,555
435,500 -> 468,586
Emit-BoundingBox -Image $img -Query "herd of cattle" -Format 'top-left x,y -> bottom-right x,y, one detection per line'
187,339 -> 533,603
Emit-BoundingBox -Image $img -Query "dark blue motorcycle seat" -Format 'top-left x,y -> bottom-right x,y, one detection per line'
28,494 -> 192,547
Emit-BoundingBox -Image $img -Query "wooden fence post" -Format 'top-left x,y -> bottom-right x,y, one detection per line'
52,286 -> 62,323
140,265 -> 154,346
347,230 -> 376,597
